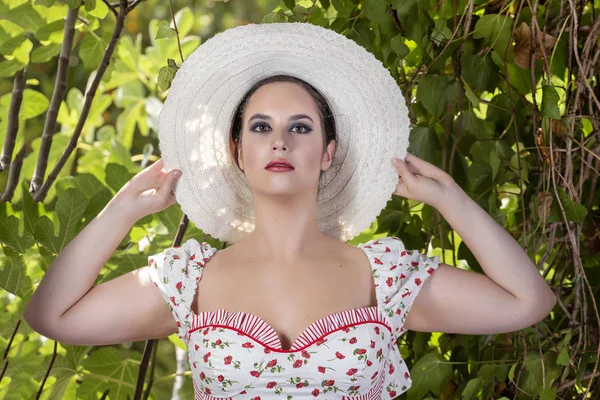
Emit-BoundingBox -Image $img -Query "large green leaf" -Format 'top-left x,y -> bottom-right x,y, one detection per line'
416,74 -> 459,118
407,351 -> 453,399
78,347 -> 141,399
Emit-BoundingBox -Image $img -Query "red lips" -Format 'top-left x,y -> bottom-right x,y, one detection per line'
265,158 -> 294,169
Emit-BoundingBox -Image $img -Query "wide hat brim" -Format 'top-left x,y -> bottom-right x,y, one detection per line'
158,22 -> 410,244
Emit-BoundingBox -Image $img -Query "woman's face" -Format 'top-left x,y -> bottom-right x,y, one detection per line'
237,81 -> 336,199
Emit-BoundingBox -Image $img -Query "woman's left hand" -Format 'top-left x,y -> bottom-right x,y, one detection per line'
392,152 -> 458,209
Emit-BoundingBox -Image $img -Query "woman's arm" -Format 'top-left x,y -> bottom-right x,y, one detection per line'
392,154 -> 556,334
23,160 -> 181,344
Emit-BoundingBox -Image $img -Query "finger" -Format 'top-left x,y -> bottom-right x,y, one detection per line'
157,169 -> 181,201
404,153 -> 450,180
392,158 -> 416,186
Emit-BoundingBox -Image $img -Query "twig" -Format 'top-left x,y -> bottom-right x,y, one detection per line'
29,7 -> 79,195
168,0 -> 183,64
0,68 -> 26,172
31,0 -> 142,202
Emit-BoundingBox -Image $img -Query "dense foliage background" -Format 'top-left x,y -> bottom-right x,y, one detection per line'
0,0 -> 598,398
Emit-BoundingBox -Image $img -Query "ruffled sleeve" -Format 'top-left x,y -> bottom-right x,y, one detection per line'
147,238 -> 218,341
358,236 -> 441,340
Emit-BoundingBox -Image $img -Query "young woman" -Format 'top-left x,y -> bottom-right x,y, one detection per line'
24,23 -> 556,399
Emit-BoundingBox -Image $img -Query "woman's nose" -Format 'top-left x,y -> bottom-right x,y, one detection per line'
271,129 -> 288,151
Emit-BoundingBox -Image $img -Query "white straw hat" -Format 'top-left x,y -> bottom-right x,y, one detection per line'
158,22 -> 410,244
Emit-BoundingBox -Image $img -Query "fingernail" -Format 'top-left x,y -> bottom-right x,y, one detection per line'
392,158 -> 401,166
173,170 -> 181,178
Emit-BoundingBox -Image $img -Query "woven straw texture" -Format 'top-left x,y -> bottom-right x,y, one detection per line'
158,22 -> 410,244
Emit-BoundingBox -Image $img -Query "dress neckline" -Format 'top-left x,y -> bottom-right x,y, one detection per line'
187,241 -> 385,352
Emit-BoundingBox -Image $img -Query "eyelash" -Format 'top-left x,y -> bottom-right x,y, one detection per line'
250,122 -> 312,134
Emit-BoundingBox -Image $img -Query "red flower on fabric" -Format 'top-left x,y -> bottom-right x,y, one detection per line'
374,327 -> 380,334
386,277 -> 393,287
390,264 -> 397,270
214,339 -> 222,346
264,348 -> 271,354
374,257 -> 383,265
267,359 -> 277,368
266,381 -> 277,389
195,344 -> 199,350
349,385 -> 360,390
411,261 -> 418,267
400,251 -> 407,257
312,389 -> 320,396
404,372 -> 409,379
170,296 -> 177,306
173,255 -> 180,260
384,247 -> 391,252
371,371 -> 379,379
389,391 -> 397,397
356,348 -> 366,355
366,360 -> 373,367
402,291 -> 412,298
175,281 -> 183,290
296,382 -> 306,388
349,337 -> 357,344
370,340 -> 376,348
203,352 -> 211,362
217,375 -> 224,382
242,342 -> 254,348
427,267 -> 435,274
250,370 -> 261,377
318,366 -> 326,373
399,273 -> 406,279
204,387 -> 211,394
302,350 -> 311,358
335,351 -> 345,359
224,355 -> 232,365
325,380 -> 335,386
346,368 -> 358,376
316,338 -> 327,346
190,254 -> 196,261
377,349 -> 383,357
200,371 -> 205,380
415,277 -> 422,286
293,359 -> 303,368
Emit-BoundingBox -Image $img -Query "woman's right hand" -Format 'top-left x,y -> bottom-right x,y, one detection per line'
113,158 -> 182,222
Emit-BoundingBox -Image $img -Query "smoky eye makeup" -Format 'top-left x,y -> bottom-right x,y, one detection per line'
249,122 -> 313,133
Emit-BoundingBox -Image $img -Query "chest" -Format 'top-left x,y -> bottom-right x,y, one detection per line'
192,249 -> 378,350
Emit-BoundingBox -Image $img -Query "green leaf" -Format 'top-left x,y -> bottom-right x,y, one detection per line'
88,0 -> 108,18
363,0 -> 390,26
261,11 -> 287,23
35,19 -> 64,42
66,0 -> 82,9
540,388 -> 556,400
105,163 -> 135,193
79,347 -> 141,399
0,34 -> 26,55
431,18 -> 452,46
155,19 -> 177,39
390,34 -> 410,58
158,62 -> 177,92
31,42 -> 61,63
407,352 -> 452,400
556,186 -> 587,223
461,54 -> 500,92
462,78 -> 480,106
508,361 -> 518,381
541,85 -> 561,119
283,0 -> 295,9
35,0 -> 56,6
416,74 -> 459,118
34,189 -> 89,254
84,0 -> 96,12
461,377 -> 484,400
0,2 -> 45,32
489,149 -> 500,181
0,59 -> 24,77
0,250 -> 33,298
79,34 -> 106,68
473,14 -> 513,55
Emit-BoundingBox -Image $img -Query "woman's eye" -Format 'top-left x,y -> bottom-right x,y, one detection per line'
252,123 -> 270,132
292,125 -> 311,134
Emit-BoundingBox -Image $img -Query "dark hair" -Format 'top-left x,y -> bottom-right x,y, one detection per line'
229,75 -> 338,173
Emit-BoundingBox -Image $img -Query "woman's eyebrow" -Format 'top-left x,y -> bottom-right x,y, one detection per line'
248,113 -> 314,123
